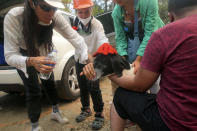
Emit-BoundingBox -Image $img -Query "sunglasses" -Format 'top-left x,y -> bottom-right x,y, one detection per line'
34,1 -> 57,12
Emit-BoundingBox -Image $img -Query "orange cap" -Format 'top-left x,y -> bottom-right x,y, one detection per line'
73,0 -> 94,9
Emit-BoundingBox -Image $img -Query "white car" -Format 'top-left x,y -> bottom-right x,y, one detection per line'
0,7 -> 80,100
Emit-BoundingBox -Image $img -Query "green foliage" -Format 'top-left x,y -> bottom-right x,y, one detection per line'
158,0 -> 169,24
61,0 -> 72,13
61,0 -> 113,16
92,0 -> 113,16
92,4 -> 105,16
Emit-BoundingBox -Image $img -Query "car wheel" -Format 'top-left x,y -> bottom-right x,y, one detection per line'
57,56 -> 80,100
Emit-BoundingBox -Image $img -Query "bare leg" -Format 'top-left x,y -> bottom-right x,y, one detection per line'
111,81 -> 118,96
110,103 -> 126,131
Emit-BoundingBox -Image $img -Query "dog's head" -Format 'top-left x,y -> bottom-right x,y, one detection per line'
92,53 -> 130,81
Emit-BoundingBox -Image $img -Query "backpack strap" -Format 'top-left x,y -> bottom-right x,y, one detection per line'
73,16 -> 93,34
73,16 -> 80,27
133,0 -> 139,37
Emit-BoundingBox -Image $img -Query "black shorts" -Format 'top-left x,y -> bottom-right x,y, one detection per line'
113,88 -> 170,131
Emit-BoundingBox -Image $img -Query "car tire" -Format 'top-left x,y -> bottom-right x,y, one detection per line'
57,56 -> 80,100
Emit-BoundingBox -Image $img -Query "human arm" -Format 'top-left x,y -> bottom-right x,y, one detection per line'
112,5 -> 128,56
109,66 -> 159,92
4,12 -> 56,74
136,0 -> 163,56
87,54 -> 94,63
80,59 -> 159,92
3,12 -> 28,73
133,0 -> 164,74
53,12 -> 88,64
110,31 -> 165,92
132,55 -> 142,74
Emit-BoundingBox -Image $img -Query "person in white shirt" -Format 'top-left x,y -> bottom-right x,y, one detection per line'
4,0 -> 88,131
72,0 -> 109,130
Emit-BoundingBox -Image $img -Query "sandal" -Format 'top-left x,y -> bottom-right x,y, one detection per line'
125,119 -> 136,128
75,110 -> 92,122
92,117 -> 104,130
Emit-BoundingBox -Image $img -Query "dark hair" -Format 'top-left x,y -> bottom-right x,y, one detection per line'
23,0 -> 54,56
168,0 -> 197,15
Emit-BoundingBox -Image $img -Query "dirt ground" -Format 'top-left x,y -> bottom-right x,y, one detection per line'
0,78 -> 140,131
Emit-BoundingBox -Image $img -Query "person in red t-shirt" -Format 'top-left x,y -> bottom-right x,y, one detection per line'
80,0 -> 197,130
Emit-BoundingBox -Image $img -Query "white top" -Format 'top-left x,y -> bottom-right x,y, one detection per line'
4,7 -> 88,74
77,17 -> 109,55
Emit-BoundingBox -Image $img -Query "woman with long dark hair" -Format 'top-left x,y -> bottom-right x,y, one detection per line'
4,0 -> 88,131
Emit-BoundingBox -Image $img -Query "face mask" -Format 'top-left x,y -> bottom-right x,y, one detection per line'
78,16 -> 91,26
38,20 -> 52,26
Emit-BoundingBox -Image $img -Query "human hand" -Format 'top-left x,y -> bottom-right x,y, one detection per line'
132,60 -> 140,74
80,63 -> 96,80
28,56 -> 56,74
132,56 -> 142,74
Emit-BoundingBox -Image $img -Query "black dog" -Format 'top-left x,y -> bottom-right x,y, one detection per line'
92,54 -> 130,81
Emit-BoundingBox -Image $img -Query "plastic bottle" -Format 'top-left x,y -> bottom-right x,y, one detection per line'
39,50 -> 57,80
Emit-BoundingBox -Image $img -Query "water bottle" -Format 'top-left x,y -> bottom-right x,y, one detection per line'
39,50 -> 57,80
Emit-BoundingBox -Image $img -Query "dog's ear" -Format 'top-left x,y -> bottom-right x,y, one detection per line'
111,55 -> 130,77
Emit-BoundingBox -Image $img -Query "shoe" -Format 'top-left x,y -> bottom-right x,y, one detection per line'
75,110 -> 92,122
91,117 -> 104,130
51,112 -> 69,124
32,126 -> 44,131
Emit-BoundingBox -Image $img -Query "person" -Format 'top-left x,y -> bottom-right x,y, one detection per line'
110,0 -> 164,99
72,0 -> 109,130
81,0 -> 197,130
112,0 -> 164,73
4,0 -> 89,131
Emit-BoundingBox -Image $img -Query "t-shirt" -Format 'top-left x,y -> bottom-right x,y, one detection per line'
141,15 -> 197,131
73,17 -> 109,55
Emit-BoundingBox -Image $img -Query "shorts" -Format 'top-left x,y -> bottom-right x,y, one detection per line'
113,88 -> 170,131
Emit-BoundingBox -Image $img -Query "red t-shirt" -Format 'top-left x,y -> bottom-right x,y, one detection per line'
141,15 -> 197,131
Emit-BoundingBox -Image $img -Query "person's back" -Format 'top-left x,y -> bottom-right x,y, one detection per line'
141,14 -> 197,130
159,15 -> 197,130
